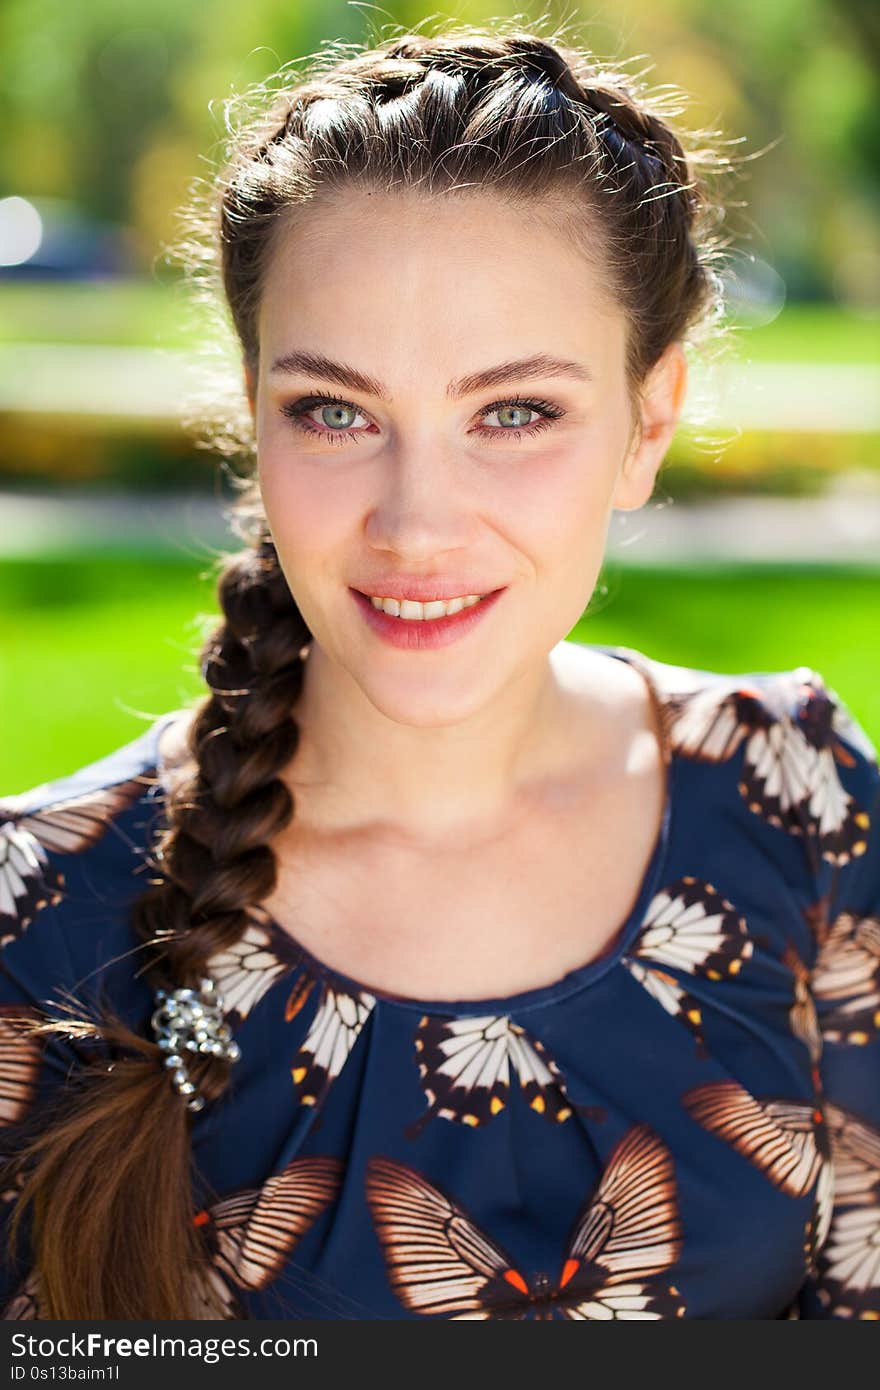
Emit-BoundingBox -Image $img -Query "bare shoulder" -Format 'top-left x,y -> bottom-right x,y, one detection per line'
551,638 -> 647,704
550,639 -> 667,775
550,637 -> 657,717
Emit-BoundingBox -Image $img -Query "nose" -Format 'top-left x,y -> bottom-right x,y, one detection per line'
363,445 -> 480,558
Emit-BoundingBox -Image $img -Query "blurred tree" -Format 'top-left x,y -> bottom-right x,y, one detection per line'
0,0 -> 876,306
0,0 -> 199,223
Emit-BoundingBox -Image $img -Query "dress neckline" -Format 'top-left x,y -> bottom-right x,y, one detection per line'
149,643 -> 676,1017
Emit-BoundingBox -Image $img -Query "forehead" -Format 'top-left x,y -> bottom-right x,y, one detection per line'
257,188 -> 625,381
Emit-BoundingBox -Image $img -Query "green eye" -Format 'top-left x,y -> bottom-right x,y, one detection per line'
280,391 -> 566,445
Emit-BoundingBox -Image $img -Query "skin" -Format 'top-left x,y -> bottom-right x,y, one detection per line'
243,187 -> 687,852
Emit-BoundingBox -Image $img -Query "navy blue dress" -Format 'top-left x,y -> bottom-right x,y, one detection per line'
1,644 -> 878,1320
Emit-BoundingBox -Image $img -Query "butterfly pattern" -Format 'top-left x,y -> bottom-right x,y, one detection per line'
660,668 -> 876,865
810,910 -> 880,1046
0,1006 -> 43,1129
190,1155 -> 344,1318
204,909 -> 304,1022
0,779 -> 147,946
783,942 -> 823,1065
404,1012 -> 604,1139
204,906 -> 377,1113
3,1155 -> 344,1320
682,1079 -> 834,1266
0,647 -> 876,1320
0,1271 -> 41,1321
366,1125 -> 685,1319
621,876 -> 753,1051
811,1103 -> 880,1317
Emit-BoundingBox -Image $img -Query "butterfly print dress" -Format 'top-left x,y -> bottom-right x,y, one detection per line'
1,643 -> 878,1320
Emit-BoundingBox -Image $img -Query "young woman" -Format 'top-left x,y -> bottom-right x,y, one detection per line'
1,22 -> 878,1322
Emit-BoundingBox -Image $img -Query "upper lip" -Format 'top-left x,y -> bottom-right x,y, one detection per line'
353,581 -> 504,602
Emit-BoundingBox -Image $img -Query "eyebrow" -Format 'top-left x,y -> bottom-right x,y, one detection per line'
268,349 -> 593,400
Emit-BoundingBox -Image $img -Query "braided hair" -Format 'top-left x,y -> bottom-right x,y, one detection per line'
0,18 -> 735,1318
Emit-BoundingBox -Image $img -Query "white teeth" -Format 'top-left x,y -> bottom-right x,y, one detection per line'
368,594 -> 484,619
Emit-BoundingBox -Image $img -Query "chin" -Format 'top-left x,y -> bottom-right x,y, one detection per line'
357,669 -> 501,728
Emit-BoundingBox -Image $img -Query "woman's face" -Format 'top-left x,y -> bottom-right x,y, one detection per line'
251,188 -> 685,726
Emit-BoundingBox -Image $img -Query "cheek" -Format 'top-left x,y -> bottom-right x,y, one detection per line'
516,438 -> 623,615
508,436 -> 622,547
257,420 -> 625,566
257,446 -> 357,559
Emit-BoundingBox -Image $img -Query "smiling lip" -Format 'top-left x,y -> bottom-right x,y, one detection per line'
353,582 -> 499,602
350,586 -> 506,650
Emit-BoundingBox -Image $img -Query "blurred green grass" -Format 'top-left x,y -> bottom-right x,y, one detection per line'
722,306 -> 880,364
0,281 -> 205,351
0,283 -> 878,363
2,554 -> 877,792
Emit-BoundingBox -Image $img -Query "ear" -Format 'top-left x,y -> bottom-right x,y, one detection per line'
612,342 -> 688,511
243,362 -> 257,419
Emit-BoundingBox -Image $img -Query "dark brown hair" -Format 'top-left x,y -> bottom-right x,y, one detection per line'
1,17 -> 736,1318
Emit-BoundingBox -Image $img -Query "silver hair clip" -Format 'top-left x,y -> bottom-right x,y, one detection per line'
150,977 -> 241,1112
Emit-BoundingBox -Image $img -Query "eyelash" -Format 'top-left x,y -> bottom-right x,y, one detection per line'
279,390 -> 566,446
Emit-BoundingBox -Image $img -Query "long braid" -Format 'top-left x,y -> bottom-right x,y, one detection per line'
1,513 -> 311,1318
133,526 -> 309,1080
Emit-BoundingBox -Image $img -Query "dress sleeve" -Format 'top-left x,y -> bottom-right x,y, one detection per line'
0,724 -> 170,1317
0,912 -> 86,1318
794,677 -> 880,1318
0,780 -> 148,1319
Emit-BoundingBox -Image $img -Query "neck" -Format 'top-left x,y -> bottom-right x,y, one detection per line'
284,640 -> 583,849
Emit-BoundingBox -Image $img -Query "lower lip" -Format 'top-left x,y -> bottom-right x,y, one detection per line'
350,587 -> 506,650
